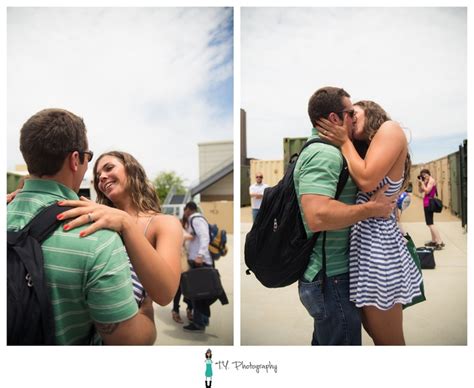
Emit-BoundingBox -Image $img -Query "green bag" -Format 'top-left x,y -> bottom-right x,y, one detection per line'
403,233 -> 426,309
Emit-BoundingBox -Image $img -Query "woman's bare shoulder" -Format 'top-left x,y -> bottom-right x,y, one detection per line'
152,213 -> 182,232
375,120 -> 406,142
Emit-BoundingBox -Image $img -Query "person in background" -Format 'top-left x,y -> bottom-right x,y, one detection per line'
171,215 -> 194,324
249,172 -> 269,221
182,201 -> 213,332
417,168 -> 445,250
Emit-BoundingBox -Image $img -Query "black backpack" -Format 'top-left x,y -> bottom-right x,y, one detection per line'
244,138 -> 349,288
7,203 -> 72,345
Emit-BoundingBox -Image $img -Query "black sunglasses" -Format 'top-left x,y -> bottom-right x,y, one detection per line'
69,150 -> 94,162
336,109 -> 355,118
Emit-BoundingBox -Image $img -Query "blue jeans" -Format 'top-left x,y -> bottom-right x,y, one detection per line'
252,208 -> 259,222
187,261 -> 211,329
193,308 -> 210,328
298,271 -> 361,345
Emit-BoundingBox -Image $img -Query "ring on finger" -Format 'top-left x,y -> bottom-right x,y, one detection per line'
88,213 -> 94,223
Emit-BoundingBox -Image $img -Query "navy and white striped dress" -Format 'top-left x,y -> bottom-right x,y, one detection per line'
349,176 -> 422,310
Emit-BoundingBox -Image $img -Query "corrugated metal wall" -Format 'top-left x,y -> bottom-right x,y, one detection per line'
411,140 -> 467,225
283,137 -> 307,169
249,159 -> 284,187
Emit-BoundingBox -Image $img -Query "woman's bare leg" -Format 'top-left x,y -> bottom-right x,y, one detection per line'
362,304 -> 405,345
428,224 -> 443,244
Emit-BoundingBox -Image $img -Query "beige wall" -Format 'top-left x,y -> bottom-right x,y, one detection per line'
249,159 -> 283,187
200,172 -> 233,198
200,200 -> 233,234
198,141 -> 233,179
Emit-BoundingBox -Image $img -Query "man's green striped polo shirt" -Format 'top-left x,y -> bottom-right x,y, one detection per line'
7,179 -> 138,345
294,130 -> 358,281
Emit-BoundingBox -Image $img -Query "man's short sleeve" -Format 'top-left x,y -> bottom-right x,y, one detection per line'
297,144 -> 344,198
85,231 -> 138,324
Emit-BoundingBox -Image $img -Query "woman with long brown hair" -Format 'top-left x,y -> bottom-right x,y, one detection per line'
58,151 -> 182,307
317,100 -> 423,345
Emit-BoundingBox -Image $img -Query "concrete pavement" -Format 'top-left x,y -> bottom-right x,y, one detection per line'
240,196 -> 467,345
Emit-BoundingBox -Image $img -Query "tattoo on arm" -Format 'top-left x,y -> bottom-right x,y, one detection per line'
95,322 -> 120,335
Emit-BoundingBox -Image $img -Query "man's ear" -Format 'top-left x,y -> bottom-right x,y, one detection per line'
68,151 -> 80,172
327,112 -> 341,124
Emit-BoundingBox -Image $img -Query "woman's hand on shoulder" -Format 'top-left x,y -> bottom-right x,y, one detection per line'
316,117 -> 350,146
58,196 -> 128,237
7,189 -> 21,204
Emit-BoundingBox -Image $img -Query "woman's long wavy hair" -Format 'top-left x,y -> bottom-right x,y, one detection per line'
93,151 -> 161,213
354,100 -> 412,191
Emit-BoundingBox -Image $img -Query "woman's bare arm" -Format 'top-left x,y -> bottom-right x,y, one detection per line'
318,119 -> 406,192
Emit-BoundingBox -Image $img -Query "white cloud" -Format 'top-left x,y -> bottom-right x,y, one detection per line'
241,7 -> 467,164
7,7 -> 233,182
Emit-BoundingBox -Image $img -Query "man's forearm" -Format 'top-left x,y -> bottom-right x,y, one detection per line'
99,301 -> 156,345
304,198 -> 377,233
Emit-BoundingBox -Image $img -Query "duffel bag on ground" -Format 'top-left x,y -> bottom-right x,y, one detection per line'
416,247 -> 436,269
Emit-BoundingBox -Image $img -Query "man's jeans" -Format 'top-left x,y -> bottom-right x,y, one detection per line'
298,271 -> 361,345
188,261 -> 211,329
193,308 -> 210,328
252,208 -> 259,222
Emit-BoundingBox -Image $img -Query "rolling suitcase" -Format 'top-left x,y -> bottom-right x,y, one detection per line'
416,247 -> 436,269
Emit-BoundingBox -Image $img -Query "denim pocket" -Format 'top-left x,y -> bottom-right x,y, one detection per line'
298,279 -> 326,321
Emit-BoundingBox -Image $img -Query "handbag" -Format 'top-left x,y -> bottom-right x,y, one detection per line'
403,233 -> 426,309
416,247 -> 436,269
180,267 -> 225,301
429,197 -> 443,213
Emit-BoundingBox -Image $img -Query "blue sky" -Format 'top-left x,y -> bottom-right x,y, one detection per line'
7,7 -> 234,183
241,7 -> 467,166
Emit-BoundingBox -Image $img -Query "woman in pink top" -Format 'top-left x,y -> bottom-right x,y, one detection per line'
418,168 -> 445,250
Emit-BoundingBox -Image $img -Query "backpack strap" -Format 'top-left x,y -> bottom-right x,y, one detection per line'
320,161 -> 349,290
298,138 -> 350,289
189,214 -> 206,236
26,203 -> 74,243
297,137 -> 350,197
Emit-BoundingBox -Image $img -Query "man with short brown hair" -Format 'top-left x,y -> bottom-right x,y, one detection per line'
8,108 -> 156,345
296,87 -> 395,345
